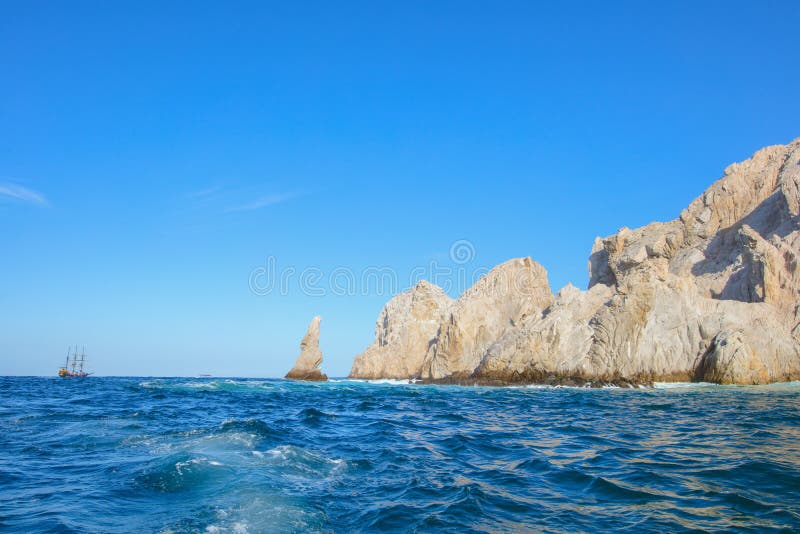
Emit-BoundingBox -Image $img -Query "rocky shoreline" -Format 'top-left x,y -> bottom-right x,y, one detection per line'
418,370 -> 698,389
345,139 -> 800,386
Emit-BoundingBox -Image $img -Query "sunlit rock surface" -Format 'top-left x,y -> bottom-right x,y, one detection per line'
285,316 -> 328,381
348,139 -> 800,385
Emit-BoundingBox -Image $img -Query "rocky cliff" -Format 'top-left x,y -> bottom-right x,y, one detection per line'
285,316 -> 328,381
350,281 -> 452,379
349,138 -> 800,385
421,257 -> 553,380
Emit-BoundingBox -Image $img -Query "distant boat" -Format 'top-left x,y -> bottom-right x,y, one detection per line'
58,346 -> 92,378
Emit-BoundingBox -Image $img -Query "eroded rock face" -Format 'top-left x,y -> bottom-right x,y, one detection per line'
421,257 -> 554,380
285,316 -> 328,381
590,140 -> 800,333
581,138 -> 800,384
695,325 -> 800,385
349,281 -> 452,379
474,283 -> 613,383
347,138 -> 800,385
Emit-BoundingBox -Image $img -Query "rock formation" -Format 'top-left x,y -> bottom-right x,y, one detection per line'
348,138 -> 800,386
350,281 -> 452,379
420,258 -> 553,380
285,316 -> 328,381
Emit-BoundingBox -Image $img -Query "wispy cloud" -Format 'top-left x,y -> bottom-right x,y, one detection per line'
187,185 -> 222,199
0,182 -> 49,207
225,192 -> 299,213
185,184 -> 307,214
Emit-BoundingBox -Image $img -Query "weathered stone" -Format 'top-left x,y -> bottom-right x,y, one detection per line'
696,327 -> 800,385
474,282 -> 613,382
346,138 -> 800,386
580,137 -> 800,384
285,316 -> 328,381
349,281 -> 452,379
421,257 -> 554,380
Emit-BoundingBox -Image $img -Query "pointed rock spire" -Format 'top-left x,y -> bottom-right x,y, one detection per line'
285,316 -> 328,381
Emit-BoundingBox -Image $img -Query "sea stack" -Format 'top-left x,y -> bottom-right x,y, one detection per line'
285,316 -> 328,381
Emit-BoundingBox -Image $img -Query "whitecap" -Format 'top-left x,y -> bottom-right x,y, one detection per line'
259,445 -> 345,473
335,378 -> 416,385
653,381 -> 715,389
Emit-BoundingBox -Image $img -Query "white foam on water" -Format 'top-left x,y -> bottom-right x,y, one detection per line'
265,445 -> 293,459
335,378 -> 415,385
197,496 -> 321,534
259,444 -> 345,472
653,382 -> 715,389
654,380 -> 800,390
174,457 -> 225,475
140,379 -> 275,392
522,384 -> 585,390
204,522 -> 248,534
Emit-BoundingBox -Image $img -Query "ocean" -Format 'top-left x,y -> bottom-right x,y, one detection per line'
1,377 -> 799,533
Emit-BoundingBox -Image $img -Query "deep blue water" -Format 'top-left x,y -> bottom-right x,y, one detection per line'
1,378 -> 800,533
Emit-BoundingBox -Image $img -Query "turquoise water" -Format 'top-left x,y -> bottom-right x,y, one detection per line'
1,377 -> 799,532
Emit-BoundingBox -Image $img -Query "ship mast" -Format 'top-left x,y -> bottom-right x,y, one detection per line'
59,345 -> 90,377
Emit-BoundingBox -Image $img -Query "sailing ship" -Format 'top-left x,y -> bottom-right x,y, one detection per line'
58,346 -> 92,377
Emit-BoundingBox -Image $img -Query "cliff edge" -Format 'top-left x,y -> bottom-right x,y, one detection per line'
349,138 -> 800,386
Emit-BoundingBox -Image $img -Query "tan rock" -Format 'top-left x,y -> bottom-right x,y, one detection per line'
583,275 -> 796,384
421,257 -> 554,380
474,282 -> 613,382
696,327 -> 800,385
285,316 -> 328,381
348,138 -> 800,386
581,137 -> 800,384
349,281 -> 452,379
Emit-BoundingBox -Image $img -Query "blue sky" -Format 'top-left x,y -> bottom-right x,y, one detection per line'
2,1 -> 798,376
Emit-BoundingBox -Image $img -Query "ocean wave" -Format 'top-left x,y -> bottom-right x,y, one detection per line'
3,376 -> 800,532
334,378 -> 417,385
139,379 -> 278,392
216,419 -> 275,439
653,381 -> 717,389
135,452 -> 231,492
252,444 -> 346,475
160,495 -> 327,534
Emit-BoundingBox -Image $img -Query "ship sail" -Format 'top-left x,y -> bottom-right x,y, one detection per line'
58,346 -> 92,378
